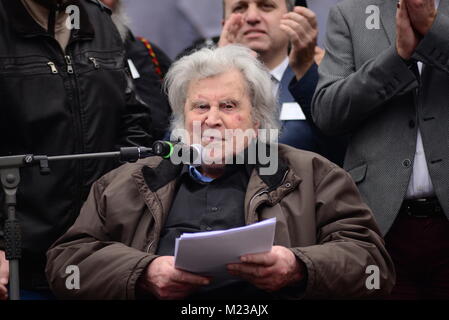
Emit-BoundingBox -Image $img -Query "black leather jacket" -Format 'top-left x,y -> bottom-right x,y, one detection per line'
0,0 -> 154,289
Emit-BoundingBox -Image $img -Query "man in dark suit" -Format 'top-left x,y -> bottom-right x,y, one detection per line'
219,0 -> 346,166
313,0 -> 449,298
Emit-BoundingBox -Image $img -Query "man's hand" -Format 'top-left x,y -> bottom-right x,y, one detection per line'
226,246 -> 305,292
137,256 -> 211,300
280,7 -> 318,80
396,0 -> 420,60
218,13 -> 244,47
0,251 -> 9,300
404,0 -> 437,36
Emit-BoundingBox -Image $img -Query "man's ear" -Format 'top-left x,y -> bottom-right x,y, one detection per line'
221,19 -> 226,27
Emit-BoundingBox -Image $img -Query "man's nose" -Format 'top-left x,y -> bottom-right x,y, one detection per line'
244,4 -> 261,25
204,107 -> 223,128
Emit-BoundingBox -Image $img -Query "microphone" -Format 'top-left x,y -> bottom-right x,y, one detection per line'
152,140 -> 176,158
119,141 -> 202,164
152,141 -> 202,165
119,146 -> 152,162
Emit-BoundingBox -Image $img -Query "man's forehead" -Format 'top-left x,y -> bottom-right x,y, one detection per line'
224,0 -> 283,10
188,70 -> 245,94
188,83 -> 246,102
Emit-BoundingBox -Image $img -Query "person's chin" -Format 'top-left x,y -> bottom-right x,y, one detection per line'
242,40 -> 270,54
201,163 -> 226,170
201,153 -> 227,167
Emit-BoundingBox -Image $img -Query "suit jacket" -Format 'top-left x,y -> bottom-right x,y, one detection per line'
279,65 -> 317,150
312,0 -> 449,234
281,64 -> 347,166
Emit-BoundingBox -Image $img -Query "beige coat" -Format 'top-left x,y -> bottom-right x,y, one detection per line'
46,144 -> 395,299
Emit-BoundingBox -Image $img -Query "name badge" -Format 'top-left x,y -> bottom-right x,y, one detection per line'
127,59 -> 141,79
280,102 -> 306,120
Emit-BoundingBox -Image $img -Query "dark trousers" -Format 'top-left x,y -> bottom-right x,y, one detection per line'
385,210 -> 449,299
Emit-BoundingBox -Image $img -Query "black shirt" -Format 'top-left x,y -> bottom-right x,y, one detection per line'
156,164 -> 252,256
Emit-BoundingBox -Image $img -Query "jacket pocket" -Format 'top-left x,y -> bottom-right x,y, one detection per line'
347,163 -> 367,184
0,58 -> 60,77
87,56 -> 122,70
74,50 -> 125,75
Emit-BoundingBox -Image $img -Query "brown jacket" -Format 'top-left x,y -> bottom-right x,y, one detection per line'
46,144 -> 395,299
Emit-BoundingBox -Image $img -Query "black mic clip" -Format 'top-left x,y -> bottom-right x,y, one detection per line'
119,146 -> 152,163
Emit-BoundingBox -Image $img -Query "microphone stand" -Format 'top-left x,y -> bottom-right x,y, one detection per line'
0,146 -> 152,300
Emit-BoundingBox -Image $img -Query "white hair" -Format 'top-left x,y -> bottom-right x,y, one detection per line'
110,0 -> 131,42
164,45 -> 281,143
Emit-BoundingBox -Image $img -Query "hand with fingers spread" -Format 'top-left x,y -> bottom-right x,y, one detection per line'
404,0 -> 437,36
226,246 -> 306,292
396,0 -> 421,60
0,251 -> 9,300
219,13 -> 244,47
137,256 -> 211,300
280,6 -> 318,80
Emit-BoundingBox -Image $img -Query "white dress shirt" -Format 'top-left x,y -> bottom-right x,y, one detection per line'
405,0 -> 440,199
269,57 -> 289,94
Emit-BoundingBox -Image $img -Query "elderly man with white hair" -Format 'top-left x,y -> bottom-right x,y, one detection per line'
45,45 -> 394,300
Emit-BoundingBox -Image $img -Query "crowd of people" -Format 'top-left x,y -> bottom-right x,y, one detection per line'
0,0 -> 448,300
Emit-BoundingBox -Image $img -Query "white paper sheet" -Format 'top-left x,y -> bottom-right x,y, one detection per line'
174,218 -> 276,279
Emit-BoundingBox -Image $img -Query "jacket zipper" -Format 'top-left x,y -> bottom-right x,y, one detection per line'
145,195 -> 166,254
280,169 -> 289,187
145,240 -> 154,253
65,55 -> 74,74
61,52 -> 85,155
249,189 -> 269,211
89,57 -> 100,69
62,50 -> 86,222
47,61 -> 58,74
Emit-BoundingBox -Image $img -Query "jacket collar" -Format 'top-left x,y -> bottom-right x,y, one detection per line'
2,0 -> 94,40
141,159 -> 183,192
141,143 -> 292,194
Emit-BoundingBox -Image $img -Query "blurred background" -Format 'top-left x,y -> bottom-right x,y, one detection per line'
122,0 -> 340,59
